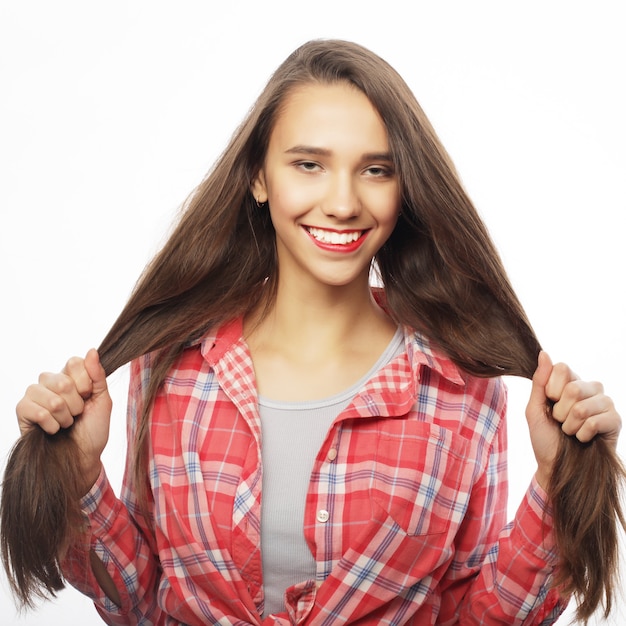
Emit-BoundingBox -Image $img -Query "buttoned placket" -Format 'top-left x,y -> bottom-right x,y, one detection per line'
208,332 -> 266,609
304,425 -> 341,586
315,445 -> 340,524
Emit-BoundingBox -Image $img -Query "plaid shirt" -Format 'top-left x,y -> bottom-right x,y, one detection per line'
64,317 -> 567,625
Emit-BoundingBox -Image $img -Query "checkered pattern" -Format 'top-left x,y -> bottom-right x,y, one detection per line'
62,317 -> 567,625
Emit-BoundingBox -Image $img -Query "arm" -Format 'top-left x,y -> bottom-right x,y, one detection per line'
440,353 -> 622,624
60,355 -> 165,624
525,352 -> 624,622
62,467 -> 163,623
438,389 -> 568,625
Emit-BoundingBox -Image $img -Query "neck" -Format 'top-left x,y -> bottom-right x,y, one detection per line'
243,274 -> 398,402
245,275 -> 395,360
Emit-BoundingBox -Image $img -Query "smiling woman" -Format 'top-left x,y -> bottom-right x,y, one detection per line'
1,38 -> 624,626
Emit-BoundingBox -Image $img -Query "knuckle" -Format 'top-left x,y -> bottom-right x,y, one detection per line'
37,371 -> 75,395
553,362 -> 575,383
552,362 -> 569,375
65,355 -> 84,373
561,421 -> 577,436
570,402 -> 588,422
33,407 -> 52,426
48,394 -> 66,413
563,380 -> 584,402
55,375 -> 75,394
24,383 -> 40,398
37,371 -> 54,385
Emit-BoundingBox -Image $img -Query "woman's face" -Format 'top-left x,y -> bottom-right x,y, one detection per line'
252,82 -> 401,291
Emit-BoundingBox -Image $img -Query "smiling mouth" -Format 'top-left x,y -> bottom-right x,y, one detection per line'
305,227 -> 364,245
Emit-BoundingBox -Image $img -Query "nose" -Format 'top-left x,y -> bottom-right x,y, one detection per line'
321,171 -> 361,220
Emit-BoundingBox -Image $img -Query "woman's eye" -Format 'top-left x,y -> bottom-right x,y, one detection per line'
365,166 -> 392,177
296,161 -> 320,172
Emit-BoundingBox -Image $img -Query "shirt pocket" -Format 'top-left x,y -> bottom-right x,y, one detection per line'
372,420 -> 471,537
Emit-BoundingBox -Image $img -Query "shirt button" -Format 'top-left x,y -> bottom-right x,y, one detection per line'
316,509 -> 330,523
327,448 -> 338,461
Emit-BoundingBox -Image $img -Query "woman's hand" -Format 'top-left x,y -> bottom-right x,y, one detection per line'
15,348 -> 112,493
525,351 -> 622,490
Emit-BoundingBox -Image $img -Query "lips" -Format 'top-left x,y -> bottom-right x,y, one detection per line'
305,227 -> 363,245
303,226 -> 368,253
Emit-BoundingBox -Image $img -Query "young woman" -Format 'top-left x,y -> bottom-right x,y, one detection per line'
1,39 -> 623,625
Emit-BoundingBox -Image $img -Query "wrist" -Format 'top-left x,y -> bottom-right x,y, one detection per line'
80,461 -> 103,497
534,467 -> 552,492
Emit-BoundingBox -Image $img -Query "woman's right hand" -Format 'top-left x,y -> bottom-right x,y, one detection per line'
16,348 -> 112,493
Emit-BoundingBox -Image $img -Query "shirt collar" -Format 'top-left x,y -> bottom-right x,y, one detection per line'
200,317 -> 245,366
200,316 -> 465,388
371,287 -> 465,387
403,327 -> 466,386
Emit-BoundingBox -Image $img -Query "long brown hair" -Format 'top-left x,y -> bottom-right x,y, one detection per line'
2,39 -> 624,622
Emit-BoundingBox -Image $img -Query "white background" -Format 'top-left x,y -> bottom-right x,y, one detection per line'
1,1 -> 624,623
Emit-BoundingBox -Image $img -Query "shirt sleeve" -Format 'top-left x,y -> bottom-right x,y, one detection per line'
60,357 -> 166,625
438,385 -> 570,625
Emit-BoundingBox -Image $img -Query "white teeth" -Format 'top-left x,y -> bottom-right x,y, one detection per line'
307,227 -> 361,244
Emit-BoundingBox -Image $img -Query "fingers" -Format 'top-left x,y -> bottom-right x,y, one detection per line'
16,350 -> 100,436
551,381 -> 619,442
16,384 -> 74,434
544,361 -> 580,402
64,353 -> 99,397
563,394 -> 616,442
545,362 -> 621,445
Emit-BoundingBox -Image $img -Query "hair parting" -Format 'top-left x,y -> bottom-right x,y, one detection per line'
1,39 -> 624,622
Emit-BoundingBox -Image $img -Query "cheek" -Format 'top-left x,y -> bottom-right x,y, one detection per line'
378,194 -> 401,229
376,203 -> 401,247
267,177 -> 317,218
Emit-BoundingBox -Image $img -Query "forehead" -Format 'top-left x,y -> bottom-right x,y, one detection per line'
269,82 -> 390,150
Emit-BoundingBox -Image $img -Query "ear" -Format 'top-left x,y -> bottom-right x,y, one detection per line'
251,170 -> 268,205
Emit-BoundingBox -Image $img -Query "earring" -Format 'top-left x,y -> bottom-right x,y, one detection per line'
256,196 -> 268,208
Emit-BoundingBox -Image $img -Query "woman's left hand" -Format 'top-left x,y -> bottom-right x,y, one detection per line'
525,351 -> 622,490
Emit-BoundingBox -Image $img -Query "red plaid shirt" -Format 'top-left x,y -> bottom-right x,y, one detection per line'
64,317 -> 567,625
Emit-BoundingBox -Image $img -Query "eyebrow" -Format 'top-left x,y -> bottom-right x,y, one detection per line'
285,145 -> 393,162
